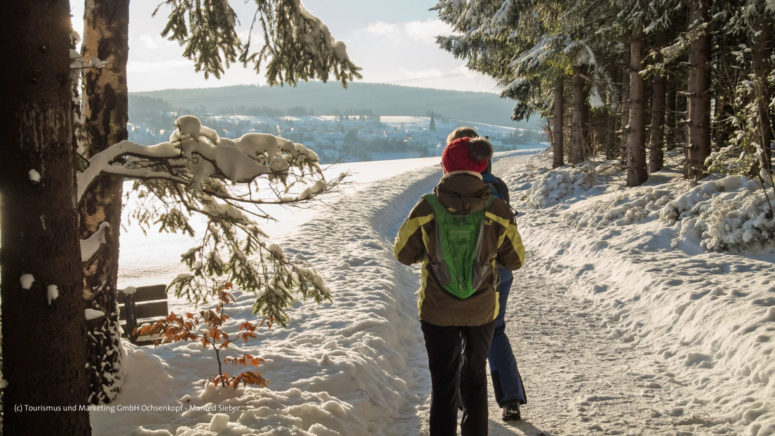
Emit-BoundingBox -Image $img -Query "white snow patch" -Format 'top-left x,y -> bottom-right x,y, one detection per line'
28,169 -> 41,183
85,308 -> 106,320
46,285 -> 59,305
20,274 -> 35,290
208,413 -> 230,432
80,222 -> 109,262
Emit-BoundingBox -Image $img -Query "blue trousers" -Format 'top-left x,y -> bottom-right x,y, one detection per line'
488,268 -> 527,406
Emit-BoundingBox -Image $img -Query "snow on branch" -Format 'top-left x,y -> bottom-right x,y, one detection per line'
80,115 -> 342,324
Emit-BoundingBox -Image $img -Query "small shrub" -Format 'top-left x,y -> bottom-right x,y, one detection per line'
135,282 -> 270,389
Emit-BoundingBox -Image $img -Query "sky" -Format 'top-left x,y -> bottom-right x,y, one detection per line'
69,0 -> 501,94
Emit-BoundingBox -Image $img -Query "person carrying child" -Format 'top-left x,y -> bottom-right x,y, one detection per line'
393,135 -> 525,435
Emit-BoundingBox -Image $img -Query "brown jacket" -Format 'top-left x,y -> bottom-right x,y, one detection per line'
393,171 -> 525,326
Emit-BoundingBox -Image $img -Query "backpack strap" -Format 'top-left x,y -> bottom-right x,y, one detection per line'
422,193 -> 445,215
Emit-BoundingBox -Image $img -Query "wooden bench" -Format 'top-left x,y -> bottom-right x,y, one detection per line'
118,284 -> 169,345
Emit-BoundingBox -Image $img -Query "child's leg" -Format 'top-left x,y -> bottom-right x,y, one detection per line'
421,321 -> 462,435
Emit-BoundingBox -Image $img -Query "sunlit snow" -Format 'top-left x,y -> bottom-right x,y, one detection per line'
91,150 -> 774,435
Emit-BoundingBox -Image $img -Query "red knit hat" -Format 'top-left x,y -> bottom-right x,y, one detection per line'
441,137 -> 492,174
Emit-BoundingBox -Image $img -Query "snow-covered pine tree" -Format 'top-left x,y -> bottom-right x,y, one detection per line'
73,0 -> 361,404
706,0 -> 774,178
434,0 -> 569,166
434,0 -> 617,167
0,1 -> 91,434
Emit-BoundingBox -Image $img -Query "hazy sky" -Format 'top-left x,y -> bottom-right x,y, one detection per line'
69,1 -> 500,94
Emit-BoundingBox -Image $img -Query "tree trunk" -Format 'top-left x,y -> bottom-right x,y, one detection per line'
552,78 -> 565,168
649,33 -> 667,173
0,1 -> 92,434
619,47 -> 631,165
666,77 -> 678,151
686,0 -> 712,180
571,66 -> 587,165
650,76 -> 666,172
80,0 -> 131,404
628,30 -> 648,186
752,11 -> 773,172
605,89 -> 619,160
582,95 -> 592,157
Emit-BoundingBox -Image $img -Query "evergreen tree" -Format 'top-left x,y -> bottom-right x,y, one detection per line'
72,0 -> 361,404
0,1 -> 92,433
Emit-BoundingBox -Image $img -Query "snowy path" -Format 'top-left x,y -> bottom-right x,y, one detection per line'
484,157 -> 678,435
99,150 -> 774,435
484,155 -> 773,435
492,259 -> 680,435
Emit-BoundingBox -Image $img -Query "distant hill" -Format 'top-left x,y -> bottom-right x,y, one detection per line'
131,82 -> 543,129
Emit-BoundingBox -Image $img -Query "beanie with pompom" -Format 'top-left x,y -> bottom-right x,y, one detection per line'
441,137 -> 493,174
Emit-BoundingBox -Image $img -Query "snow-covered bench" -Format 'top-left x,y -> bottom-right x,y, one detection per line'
118,284 -> 168,346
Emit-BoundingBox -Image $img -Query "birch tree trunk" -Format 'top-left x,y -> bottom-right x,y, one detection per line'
0,0 -> 92,433
79,0 -> 130,404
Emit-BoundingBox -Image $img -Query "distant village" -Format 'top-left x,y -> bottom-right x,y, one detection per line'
127,111 -> 546,164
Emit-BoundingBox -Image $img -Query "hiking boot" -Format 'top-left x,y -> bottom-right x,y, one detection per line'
502,401 -> 521,421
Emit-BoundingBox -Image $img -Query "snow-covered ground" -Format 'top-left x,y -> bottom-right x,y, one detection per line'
93,149 -> 775,435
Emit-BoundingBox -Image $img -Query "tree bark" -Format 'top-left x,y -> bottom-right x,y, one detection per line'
0,1 -> 92,434
666,76 -> 678,151
605,89 -> 619,160
649,32 -> 667,173
582,94 -> 592,157
552,78 -> 565,168
686,0 -> 712,180
628,30 -> 648,186
619,47 -> 631,165
80,0 -> 131,404
571,66 -> 587,165
752,11 -> 773,172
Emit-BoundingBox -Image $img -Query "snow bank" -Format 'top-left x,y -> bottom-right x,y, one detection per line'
660,175 -> 775,251
525,167 -> 589,208
524,161 -> 620,208
92,158 -> 443,435
511,150 -> 775,435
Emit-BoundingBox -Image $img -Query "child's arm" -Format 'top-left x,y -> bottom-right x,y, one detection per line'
493,208 -> 525,271
393,198 -> 434,265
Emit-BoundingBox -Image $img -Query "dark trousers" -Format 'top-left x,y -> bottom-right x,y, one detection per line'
421,320 -> 495,436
